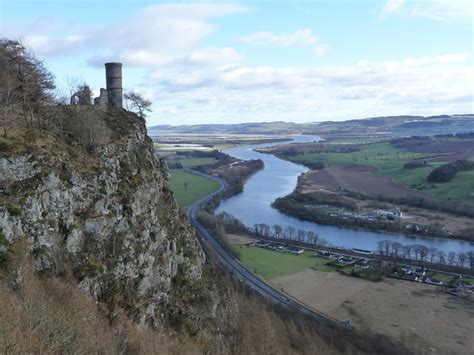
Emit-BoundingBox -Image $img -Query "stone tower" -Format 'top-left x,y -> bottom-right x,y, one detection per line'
105,62 -> 123,108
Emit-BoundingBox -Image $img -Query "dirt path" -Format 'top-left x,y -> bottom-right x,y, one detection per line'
270,269 -> 474,354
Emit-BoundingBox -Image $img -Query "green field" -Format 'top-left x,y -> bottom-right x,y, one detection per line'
235,245 -> 336,279
179,157 -> 218,168
169,169 -> 220,208
290,142 -> 474,203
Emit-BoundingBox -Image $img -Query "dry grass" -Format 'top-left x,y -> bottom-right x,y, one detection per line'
271,268 -> 474,354
0,260 -> 197,354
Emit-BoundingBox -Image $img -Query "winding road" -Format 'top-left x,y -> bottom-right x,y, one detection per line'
184,168 -> 338,324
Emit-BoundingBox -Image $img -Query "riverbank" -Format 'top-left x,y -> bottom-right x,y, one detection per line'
272,169 -> 474,243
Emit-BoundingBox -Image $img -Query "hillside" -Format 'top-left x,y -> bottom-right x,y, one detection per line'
0,39 -> 411,353
150,114 -> 474,136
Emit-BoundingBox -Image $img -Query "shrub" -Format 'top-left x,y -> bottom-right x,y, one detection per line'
7,204 -> 22,216
427,160 -> 474,183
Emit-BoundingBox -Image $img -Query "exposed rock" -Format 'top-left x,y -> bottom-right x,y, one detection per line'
0,111 -> 205,328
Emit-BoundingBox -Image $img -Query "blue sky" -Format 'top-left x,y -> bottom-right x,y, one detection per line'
1,0 -> 472,125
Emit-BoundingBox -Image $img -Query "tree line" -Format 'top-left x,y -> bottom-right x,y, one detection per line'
203,211 -> 474,270
376,240 -> 474,269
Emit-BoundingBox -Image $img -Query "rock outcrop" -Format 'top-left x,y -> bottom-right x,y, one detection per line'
0,109 -> 205,327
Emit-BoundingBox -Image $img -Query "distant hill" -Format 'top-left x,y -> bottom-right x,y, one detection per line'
149,121 -> 310,135
149,114 -> 474,136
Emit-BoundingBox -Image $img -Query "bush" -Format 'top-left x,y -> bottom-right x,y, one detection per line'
427,160 -> 474,183
7,204 -> 22,216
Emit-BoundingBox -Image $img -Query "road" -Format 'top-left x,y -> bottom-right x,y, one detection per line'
184,168 -> 338,324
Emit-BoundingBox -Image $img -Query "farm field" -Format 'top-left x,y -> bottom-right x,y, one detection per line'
235,245 -> 336,279
179,157 -> 218,168
272,269 -> 473,354
169,169 -> 220,208
288,141 -> 474,203
231,239 -> 474,354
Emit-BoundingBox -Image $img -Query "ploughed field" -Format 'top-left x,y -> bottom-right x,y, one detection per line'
270,137 -> 474,204
233,243 -> 474,354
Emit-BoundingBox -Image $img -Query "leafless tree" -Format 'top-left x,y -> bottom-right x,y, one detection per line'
428,247 -> 438,263
0,38 -> 55,134
285,226 -> 295,240
437,250 -> 446,264
447,251 -> 456,266
272,225 -> 282,238
402,245 -> 412,259
124,91 -> 152,118
297,229 -> 306,242
306,230 -> 315,244
413,245 -> 421,261
418,245 -> 429,262
457,252 -> 466,268
391,242 -> 402,257
467,251 -> 474,269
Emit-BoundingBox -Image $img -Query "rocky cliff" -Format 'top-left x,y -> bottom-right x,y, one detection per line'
0,108 -> 207,328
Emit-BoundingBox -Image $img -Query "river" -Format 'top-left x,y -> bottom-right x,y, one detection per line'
216,136 -> 473,254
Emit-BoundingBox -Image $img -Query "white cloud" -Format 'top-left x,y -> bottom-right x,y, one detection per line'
4,4 -> 472,125
236,29 -> 329,57
237,29 -> 317,47
7,3 -> 250,67
144,53 -> 473,124
410,0 -> 473,22
380,0 -> 472,22
380,0 -> 405,17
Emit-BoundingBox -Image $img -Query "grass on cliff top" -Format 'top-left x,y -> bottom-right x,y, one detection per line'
235,245 -> 336,279
169,169 -> 220,208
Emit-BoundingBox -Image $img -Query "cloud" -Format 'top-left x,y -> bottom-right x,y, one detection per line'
379,0 -> 472,22
380,0 -> 405,17
236,29 -> 328,57
410,0 -> 473,23
7,3 -> 250,66
4,3 -> 471,125
143,53 -> 473,124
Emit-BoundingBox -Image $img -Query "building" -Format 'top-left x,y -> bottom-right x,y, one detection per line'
71,62 -> 123,109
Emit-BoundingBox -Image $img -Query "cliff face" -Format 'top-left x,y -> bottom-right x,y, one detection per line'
0,109 -> 205,327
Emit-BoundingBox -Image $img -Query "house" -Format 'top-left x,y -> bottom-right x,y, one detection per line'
425,277 -> 444,286
414,268 -> 426,276
402,274 -> 418,282
338,256 -> 355,265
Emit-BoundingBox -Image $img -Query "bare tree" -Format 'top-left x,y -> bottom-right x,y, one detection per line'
377,241 -> 385,256
437,250 -> 446,265
253,224 -> 261,236
402,245 -> 412,260
413,245 -> 421,261
285,226 -> 295,240
392,242 -> 402,257
467,251 -> 474,269
418,245 -> 429,262
0,38 -> 55,133
428,247 -> 438,263
457,252 -> 466,268
297,229 -> 306,243
124,91 -> 152,118
260,224 -> 270,236
447,251 -> 456,266
272,225 -> 282,238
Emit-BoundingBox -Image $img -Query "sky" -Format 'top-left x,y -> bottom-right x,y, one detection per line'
0,0 -> 472,126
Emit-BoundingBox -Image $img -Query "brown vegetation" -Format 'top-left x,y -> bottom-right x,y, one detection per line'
271,269 -> 474,354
